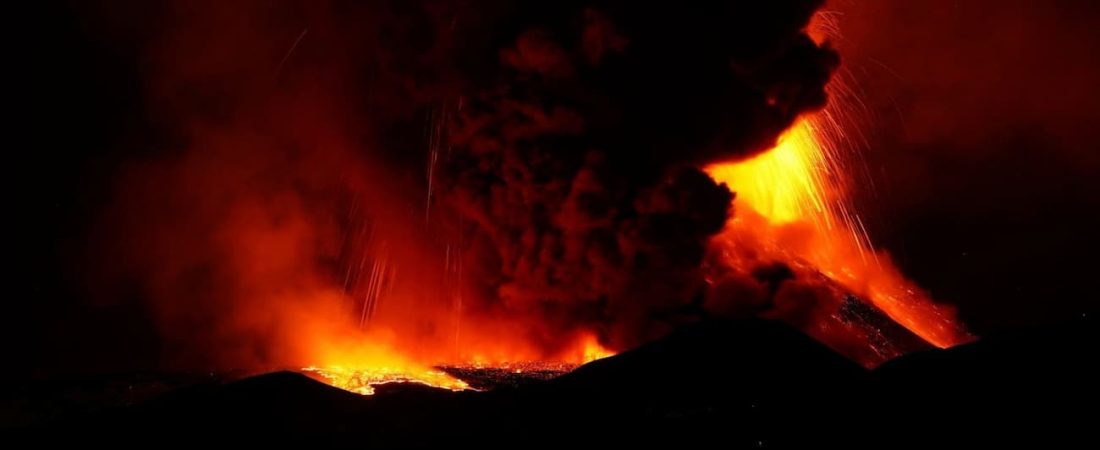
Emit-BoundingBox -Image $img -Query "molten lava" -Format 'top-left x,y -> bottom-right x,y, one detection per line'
302,366 -> 468,395
302,332 -> 613,395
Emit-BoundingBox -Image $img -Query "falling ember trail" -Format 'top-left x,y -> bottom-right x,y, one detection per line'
706,15 -> 970,348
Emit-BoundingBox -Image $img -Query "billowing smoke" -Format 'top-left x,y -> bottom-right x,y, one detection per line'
440,1 -> 837,350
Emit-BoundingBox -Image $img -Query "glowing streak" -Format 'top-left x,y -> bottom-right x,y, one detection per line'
274,28 -> 308,80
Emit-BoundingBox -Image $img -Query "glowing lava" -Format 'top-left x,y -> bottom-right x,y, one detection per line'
303,333 -> 612,395
302,366 -> 469,395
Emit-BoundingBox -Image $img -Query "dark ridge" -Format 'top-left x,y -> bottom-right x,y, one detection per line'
9,317 -> 1096,448
867,315 -> 1098,446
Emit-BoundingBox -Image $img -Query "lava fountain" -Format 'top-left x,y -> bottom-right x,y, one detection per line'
705,15 -> 971,349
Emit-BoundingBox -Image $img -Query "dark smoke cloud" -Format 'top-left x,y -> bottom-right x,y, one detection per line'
442,1 -> 837,350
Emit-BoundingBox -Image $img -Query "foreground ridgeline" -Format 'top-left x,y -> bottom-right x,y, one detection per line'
8,317 -> 1095,448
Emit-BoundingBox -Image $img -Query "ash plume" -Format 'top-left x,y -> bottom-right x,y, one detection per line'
440,0 -> 838,350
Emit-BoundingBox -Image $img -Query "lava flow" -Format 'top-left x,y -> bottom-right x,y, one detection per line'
302,366 -> 468,396
302,333 -> 613,395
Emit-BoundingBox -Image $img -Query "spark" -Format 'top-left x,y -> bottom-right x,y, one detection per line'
274,28 -> 309,81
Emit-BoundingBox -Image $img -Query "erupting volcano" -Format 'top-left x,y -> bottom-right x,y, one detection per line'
14,0 -> 1099,445
64,0 -> 980,397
